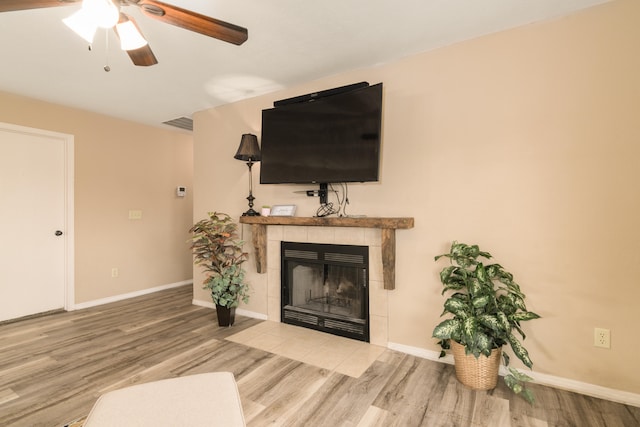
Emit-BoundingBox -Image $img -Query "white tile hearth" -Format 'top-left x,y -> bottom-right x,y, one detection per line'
226,321 -> 385,378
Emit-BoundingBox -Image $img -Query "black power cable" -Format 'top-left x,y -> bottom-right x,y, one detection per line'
315,183 -> 351,217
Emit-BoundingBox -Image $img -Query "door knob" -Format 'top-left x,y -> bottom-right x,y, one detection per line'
55,230 -> 63,236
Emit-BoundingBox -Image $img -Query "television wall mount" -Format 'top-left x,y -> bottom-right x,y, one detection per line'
306,183 -> 328,204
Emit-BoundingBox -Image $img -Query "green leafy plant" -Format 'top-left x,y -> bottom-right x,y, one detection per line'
504,368 -> 535,404
189,212 -> 249,308
432,241 -> 540,403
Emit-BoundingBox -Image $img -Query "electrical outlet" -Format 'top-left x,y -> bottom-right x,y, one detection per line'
111,267 -> 119,278
594,327 -> 610,348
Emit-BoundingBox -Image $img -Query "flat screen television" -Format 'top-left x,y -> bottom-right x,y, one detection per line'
259,82 -> 383,186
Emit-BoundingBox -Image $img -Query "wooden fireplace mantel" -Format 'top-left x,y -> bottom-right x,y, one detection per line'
238,216 -> 414,290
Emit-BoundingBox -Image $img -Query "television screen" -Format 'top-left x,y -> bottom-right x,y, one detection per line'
259,82 -> 382,185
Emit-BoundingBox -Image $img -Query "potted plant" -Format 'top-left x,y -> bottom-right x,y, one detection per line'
189,212 -> 249,326
432,241 -> 540,403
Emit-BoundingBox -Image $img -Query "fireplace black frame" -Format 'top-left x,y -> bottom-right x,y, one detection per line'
281,241 -> 369,342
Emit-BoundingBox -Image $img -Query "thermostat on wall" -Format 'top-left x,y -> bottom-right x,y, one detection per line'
177,186 -> 187,197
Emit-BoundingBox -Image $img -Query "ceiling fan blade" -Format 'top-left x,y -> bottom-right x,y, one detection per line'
0,0 -> 79,12
125,44 -> 158,66
113,13 -> 158,66
136,0 -> 248,45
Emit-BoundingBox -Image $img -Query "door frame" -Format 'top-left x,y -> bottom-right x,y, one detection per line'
0,122 -> 75,311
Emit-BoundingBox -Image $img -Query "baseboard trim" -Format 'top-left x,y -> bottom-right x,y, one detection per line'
192,299 -> 215,309
388,342 -> 640,408
72,280 -> 193,310
191,299 -> 269,321
528,370 -> 640,408
236,308 -> 269,320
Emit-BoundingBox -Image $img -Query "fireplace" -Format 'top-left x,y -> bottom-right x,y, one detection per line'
281,241 -> 369,342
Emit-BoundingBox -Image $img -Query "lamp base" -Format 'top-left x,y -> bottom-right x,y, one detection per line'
242,208 -> 261,217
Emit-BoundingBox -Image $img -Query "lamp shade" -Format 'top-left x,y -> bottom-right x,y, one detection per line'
234,134 -> 261,162
116,14 -> 148,51
63,8 -> 98,44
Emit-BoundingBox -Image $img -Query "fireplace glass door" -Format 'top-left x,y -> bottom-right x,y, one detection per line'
281,242 -> 369,341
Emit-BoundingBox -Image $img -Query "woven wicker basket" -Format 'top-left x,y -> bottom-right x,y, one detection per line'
450,340 -> 501,390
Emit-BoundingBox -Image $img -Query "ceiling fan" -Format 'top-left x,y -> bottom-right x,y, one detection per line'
0,0 -> 248,67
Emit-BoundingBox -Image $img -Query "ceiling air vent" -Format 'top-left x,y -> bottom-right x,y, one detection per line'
162,116 -> 193,131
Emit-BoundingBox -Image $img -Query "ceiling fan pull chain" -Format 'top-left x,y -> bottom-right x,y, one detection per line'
104,30 -> 111,72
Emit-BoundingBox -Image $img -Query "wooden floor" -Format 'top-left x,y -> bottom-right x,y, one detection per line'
1,286 -> 638,427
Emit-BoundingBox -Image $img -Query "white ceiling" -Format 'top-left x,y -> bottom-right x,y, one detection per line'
0,0 -> 608,130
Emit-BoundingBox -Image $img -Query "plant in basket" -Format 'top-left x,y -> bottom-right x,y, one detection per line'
432,241 -> 540,403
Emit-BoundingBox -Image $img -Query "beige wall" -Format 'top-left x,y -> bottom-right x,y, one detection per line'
193,0 -> 640,394
0,91 -> 194,303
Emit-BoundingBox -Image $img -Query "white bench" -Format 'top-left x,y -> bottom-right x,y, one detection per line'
83,372 -> 246,426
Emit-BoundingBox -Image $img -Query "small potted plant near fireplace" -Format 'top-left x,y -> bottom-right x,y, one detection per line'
189,212 -> 249,327
432,241 -> 540,403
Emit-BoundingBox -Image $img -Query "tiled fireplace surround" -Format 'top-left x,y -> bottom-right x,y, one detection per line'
264,224 -> 389,345
240,217 -> 415,347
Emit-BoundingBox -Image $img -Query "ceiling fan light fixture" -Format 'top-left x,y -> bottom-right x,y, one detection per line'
83,0 -> 119,29
63,8 -> 98,44
116,16 -> 148,51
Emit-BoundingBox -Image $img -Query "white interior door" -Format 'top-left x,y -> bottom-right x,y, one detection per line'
0,123 -> 73,322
